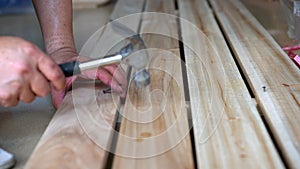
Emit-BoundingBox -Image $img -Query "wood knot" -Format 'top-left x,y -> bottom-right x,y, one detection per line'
134,132 -> 152,142
140,132 -> 152,137
240,153 -> 247,158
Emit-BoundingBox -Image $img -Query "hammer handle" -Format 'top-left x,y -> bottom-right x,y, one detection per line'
59,61 -> 81,77
58,54 -> 123,77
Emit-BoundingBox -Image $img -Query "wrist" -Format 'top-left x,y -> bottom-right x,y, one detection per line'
44,34 -> 77,64
49,48 -> 78,64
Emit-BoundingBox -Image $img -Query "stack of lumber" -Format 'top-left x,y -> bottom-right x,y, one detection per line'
25,0 -> 299,168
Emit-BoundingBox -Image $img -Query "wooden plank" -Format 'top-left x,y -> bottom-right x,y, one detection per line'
80,0 -> 145,59
25,0 -> 145,168
112,0 -> 195,168
179,0 -> 284,168
209,0 -> 300,168
72,0 -> 110,9
24,83 -> 119,169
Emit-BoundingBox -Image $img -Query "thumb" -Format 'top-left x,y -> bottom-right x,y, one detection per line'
51,87 -> 65,109
51,76 -> 76,109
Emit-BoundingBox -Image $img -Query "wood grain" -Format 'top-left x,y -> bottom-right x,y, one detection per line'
72,0 -> 110,9
112,0 -> 195,168
209,0 -> 300,168
24,83 -> 119,169
25,0 -> 145,168
179,0 -> 284,168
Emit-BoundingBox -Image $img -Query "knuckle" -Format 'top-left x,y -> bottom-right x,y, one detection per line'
0,92 -> 13,104
15,63 -> 31,74
11,59 -> 32,75
21,96 -> 34,103
32,79 -> 50,97
22,42 -> 37,56
51,69 -> 64,81
1,102 -> 12,108
10,101 -> 18,107
38,88 -> 49,97
11,81 -> 23,91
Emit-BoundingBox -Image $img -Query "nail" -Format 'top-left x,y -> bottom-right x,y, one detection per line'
103,88 -> 111,94
262,86 -> 266,92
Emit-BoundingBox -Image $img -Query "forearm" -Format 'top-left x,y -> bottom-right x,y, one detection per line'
32,0 -> 76,63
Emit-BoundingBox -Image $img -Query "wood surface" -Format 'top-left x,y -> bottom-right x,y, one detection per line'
24,0 -> 299,168
179,0 -> 284,168
24,0 -> 145,168
209,0 -> 300,168
72,0 -> 110,9
112,0 -> 195,168
24,83 -> 119,169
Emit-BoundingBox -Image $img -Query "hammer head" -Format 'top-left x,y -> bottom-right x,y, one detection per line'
111,21 -> 150,88
133,69 -> 151,88
119,35 -> 151,88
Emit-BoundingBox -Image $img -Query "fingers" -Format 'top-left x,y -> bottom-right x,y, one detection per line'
66,76 -> 76,90
51,87 -> 66,109
19,85 -> 36,103
0,77 -> 48,107
102,65 -> 127,97
47,63 -> 127,109
103,65 -> 127,89
96,68 -> 123,93
0,80 -> 35,106
30,73 -> 51,97
81,64 -> 127,96
0,85 -> 20,107
37,53 -> 65,91
50,77 -> 75,109
0,37 -> 66,107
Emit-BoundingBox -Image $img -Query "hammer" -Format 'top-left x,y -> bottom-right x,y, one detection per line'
58,35 -> 150,88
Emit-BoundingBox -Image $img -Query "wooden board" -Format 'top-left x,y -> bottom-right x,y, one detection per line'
72,0 -> 110,9
209,0 -> 300,168
179,0 -> 284,168
80,0 -> 145,59
24,0 -> 299,168
24,83 -> 119,169
24,0 -> 145,168
112,0 -> 195,168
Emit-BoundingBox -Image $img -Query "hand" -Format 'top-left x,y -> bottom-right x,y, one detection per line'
0,36 -> 65,107
50,51 -> 127,109
32,0 -> 127,108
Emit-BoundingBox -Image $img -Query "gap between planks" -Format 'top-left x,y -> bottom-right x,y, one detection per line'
179,0 -> 285,168
111,0 -> 195,168
25,0 -> 145,168
208,0 -> 300,168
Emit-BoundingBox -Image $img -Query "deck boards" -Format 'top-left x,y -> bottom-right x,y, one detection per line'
72,0 -> 110,9
24,0 -> 300,168
209,0 -> 300,168
24,0 -> 145,168
24,83 -> 119,169
179,0 -> 284,168
112,0 -> 195,168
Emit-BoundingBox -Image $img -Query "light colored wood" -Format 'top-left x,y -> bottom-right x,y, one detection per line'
80,0 -> 145,59
110,0 -> 145,21
209,0 -> 300,168
179,0 -> 284,168
112,0 -> 195,168
72,0 -> 110,9
24,83 -> 119,169
25,0 -> 145,168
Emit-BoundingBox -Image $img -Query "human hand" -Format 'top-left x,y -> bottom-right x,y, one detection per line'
50,51 -> 127,108
0,36 -> 65,107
